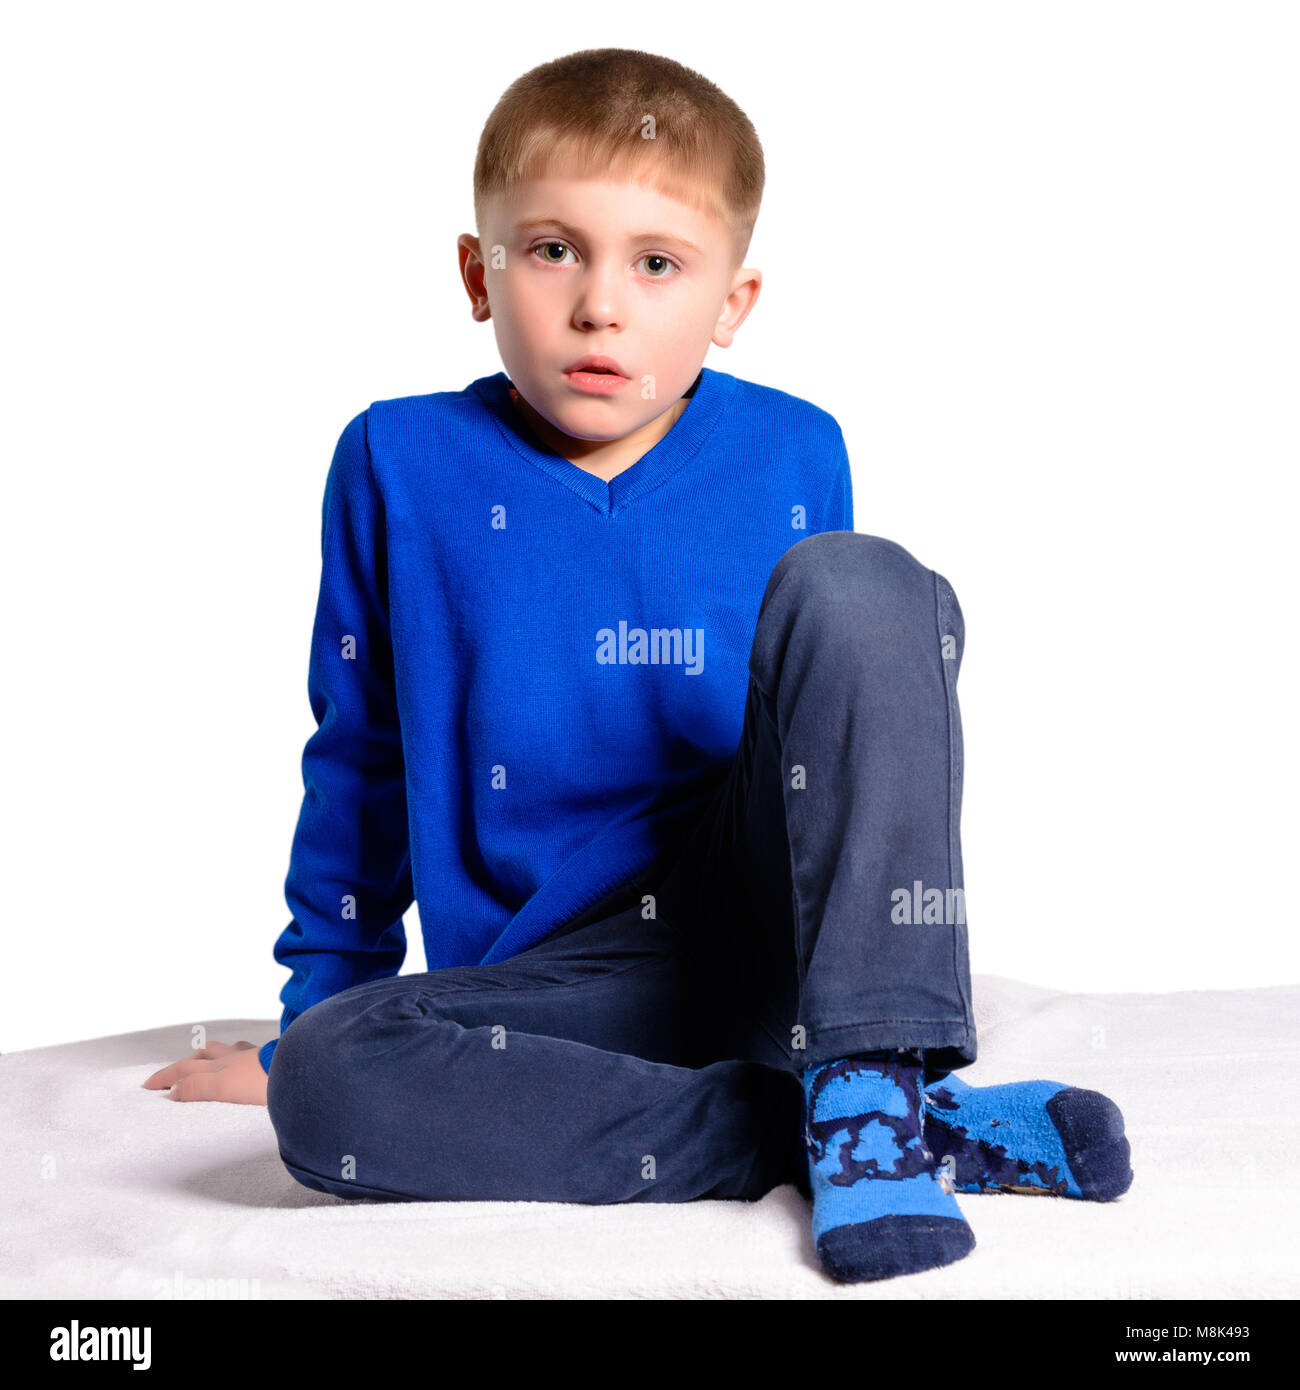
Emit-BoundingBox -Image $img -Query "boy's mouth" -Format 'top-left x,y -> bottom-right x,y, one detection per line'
563,356 -> 631,394
564,355 -> 628,378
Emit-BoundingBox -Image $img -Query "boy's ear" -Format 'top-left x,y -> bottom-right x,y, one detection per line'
457,234 -> 492,323
712,266 -> 762,349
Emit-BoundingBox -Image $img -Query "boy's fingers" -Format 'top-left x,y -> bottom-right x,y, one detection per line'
141,1039 -> 254,1086
169,1070 -> 225,1102
141,1043 -> 261,1093
142,1057 -> 219,1090
170,1068 -> 265,1106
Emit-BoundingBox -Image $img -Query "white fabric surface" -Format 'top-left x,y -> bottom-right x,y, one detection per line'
3,973 -> 1297,1299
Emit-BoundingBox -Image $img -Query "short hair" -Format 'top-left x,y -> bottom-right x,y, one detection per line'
473,48 -> 765,269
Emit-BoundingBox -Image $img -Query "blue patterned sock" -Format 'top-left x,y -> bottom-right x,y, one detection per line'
802,1048 -> 975,1282
921,1070 -> 1133,1200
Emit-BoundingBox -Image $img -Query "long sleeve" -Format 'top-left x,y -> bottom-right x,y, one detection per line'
259,410 -> 413,1074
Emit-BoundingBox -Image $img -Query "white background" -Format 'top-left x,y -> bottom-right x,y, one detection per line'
2,1 -> 1296,1053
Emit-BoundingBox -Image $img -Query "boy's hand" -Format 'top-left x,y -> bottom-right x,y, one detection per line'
142,1039 -> 269,1106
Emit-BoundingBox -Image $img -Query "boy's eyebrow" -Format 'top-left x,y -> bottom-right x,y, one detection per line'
514,217 -> 703,255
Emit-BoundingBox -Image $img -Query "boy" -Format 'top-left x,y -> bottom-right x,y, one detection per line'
145,47 -> 1132,1284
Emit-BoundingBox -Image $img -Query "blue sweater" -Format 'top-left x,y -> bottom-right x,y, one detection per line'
258,366 -> 854,1073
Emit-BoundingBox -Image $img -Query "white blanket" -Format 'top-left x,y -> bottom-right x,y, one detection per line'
3,974 -> 1296,1299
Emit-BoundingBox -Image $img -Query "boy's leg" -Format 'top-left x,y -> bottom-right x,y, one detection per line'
654,531 -> 978,1280
265,864 -> 802,1204
701,529 -> 1129,1208
659,531 -> 977,1078
658,530 -> 1127,1283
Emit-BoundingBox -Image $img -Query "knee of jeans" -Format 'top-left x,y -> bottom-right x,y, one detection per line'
265,985 -> 429,1154
761,531 -> 940,632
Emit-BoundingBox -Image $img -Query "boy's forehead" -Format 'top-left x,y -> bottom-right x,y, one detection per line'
486,174 -> 727,247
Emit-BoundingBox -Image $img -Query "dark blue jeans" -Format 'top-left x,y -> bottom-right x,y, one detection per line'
266,532 -> 977,1203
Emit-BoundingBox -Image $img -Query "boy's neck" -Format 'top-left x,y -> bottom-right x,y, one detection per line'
509,388 -> 691,483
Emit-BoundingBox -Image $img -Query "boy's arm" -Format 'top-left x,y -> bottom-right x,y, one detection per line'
258,409 -> 413,1075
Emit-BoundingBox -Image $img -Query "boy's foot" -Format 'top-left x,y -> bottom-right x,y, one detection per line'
921,1071 -> 1133,1200
803,1049 -> 975,1282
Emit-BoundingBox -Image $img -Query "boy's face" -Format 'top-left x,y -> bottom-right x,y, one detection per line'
459,172 -> 760,443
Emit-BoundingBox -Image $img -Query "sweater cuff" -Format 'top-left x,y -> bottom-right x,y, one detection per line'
259,1004 -> 304,1074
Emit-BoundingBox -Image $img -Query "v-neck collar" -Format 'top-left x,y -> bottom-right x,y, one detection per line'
470,365 -> 738,518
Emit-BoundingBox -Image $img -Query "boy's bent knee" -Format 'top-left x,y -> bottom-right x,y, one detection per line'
764,531 -> 934,611
267,988 -> 407,1152
756,533 -> 957,659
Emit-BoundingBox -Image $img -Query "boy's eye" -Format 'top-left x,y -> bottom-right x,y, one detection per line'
529,242 -> 679,278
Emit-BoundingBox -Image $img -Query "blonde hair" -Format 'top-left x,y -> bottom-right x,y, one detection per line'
473,48 -> 765,268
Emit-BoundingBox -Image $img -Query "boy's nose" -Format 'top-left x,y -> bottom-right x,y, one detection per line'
572,269 -> 626,330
